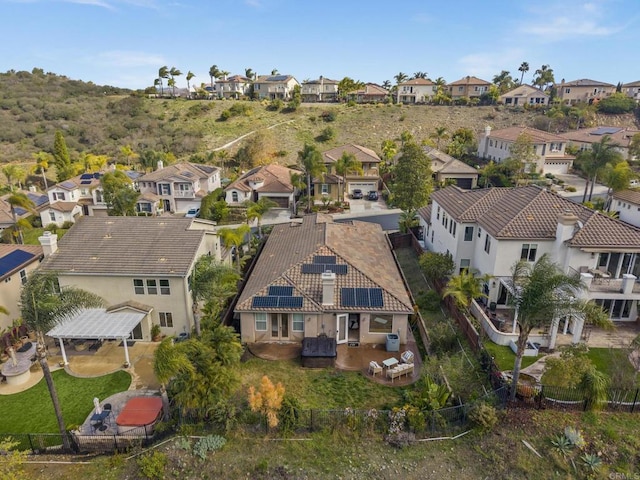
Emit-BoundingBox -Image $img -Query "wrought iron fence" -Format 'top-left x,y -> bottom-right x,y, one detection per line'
517,385 -> 640,413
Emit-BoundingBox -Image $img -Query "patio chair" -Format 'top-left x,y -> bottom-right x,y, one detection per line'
368,361 -> 382,377
401,350 -> 414,364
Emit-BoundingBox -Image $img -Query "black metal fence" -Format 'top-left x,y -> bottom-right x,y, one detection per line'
514,384 -> 640,413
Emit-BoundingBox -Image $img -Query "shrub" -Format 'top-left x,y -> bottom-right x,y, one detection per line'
321,110 -> 337,122
468,402 -> 498,432
278,395 -> 302,433
267,99 -> 283,111
137,451 -> 167,479
61,220 -> 74,229
564,186 -> 576,192
219,110 -> 231,121
318,126 -> 336,142
416,290 -> 441,312
192,435 -> 226,460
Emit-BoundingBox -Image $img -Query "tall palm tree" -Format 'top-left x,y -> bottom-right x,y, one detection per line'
169,67 -> 182,97
413,71 -> 428,79
209,65 -> 220,93
7,192 -> 35,244
158,66 -> 169,97
297,143 -> 326,213
382,80 -> 392,90
271,68 -> 279,76
33,151 -> 51,190
334,152 -> 362,202
20,271 -> 104,448
394,72 -> 408,85
430,127 -> 449,150
167,78 -> 176,98
533,64 -> 554,90
579,135 -> 623,202
218,224 -> 251,270
245,68 -> 254,80
518,62 -> 529,85
186,71 -> 195,97
289,171 -> 305,215
245,198 -> 278,238
2,165 -> 26,191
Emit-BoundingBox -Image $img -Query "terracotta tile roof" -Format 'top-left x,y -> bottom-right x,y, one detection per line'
612,189 -> 640,205
41,217 -> 204,276
488,126 -> 567,143
399,78 -> 434,86
106,300 -> 154,313
323,144 -> 381,164
236,214 -> 413,313
355,83 -> 389,95
49,201 -> 78,213
217,75 -> 252,83
432,185 -> 640,248
225,164 -> 297,195
303,77 -> 339,85
418,204 -> 431,224
559,78 -> 615,87
448,76 -> 491,86
138,162 -> 219,183
499,84 -> 549,99
423,147 -> 478,175
558,127 -> 639,148
0,245 -> 43,280
622,80 -> 640,88
139,192 -> 160,202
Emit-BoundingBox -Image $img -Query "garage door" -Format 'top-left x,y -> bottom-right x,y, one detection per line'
544,161 -> 570,175
348,182 -> 377,194
264,196 -> 289,208
455,178 -> 473,189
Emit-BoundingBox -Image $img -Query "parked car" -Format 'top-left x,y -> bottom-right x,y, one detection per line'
185,208 -> 200,218
351,189 -> 364,199
367,191 -> 379,201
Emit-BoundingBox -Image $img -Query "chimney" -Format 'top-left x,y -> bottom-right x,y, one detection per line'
156,160 -> 164,171
556,210 -> 579,243
28,185 -> 37,193
39,231 -> 58,256
321,271 -> 336,306
484,125 -> 492,137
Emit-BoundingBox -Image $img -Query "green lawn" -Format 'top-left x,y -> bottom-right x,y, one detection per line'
0,370 -> 131,433
483,342 -> 540,371
238,358 -> 404,410
22,227 -> 68,245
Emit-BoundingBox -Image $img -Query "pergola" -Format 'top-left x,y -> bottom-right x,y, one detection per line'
47,308 -> 146,367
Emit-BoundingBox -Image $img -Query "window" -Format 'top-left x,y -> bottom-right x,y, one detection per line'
292,313 -> 304,332
565,88 -> 571,94
49,211 -> 56,222
19,269 -> 27,285
159,184 -> 171,195
232,191 -> 238,202
520,243 -> 538,262
53,192 -> 65,201
255,313 -> 267,331
550,143 -> 561,152
478,227 -> 482,238
436,206 -> 440,220
321,184 -> 329,194
369,314 -> 393,334
160,279 -> 170,295
449,221 -> 456,237
464,226 -> 473,241
146,279 -> 158,295
484,235 -> 491,254
459,259 -> 470,273
159,312 -> 173,328
133,279 -> 145,295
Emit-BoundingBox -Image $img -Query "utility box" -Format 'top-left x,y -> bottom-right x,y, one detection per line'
386,333 -> 400,352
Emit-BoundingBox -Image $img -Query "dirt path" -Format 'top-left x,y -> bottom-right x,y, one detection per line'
212,119 -> 296,151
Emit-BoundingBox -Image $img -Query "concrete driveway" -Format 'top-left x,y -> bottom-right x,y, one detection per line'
554,173 -> 608,202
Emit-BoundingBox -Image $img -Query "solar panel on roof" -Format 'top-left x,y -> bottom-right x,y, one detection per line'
330,264 -> 347,275
592,127 -> 622,135
314,255 -> 336,264
80,180 -> 92,185
302,263 -> 348,274
341,288 -> 356,307
302,264 -> 323,274
252,296 -> 279,308
60,181 -> 76,189
369,288 -> 384,308
355,288 -> 370,307
277,296 -> 303,308
268,286 -> 294,296
270,75 -> 289,81
0,249 -> 36,277
80,173 -> 93,180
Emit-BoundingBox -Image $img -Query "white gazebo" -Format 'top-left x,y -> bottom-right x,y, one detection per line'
47,308 -> 147,367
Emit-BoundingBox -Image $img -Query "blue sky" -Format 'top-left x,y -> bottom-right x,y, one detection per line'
1,0 -> 638,89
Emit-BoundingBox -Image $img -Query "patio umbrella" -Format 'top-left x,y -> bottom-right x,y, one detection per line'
93,397 -> 102,415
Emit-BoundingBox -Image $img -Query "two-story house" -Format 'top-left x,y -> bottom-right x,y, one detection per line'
396,78 -> 436,104
558,126 -> 640,162
609,190 -> 640,228
424,186 -> 640,335
0,245 -> 43,329
316,144 -> 381,201
499,84 -> 549,106
253,75 -> 300,100
39,216 -> 223,340
215,74 -> 253,99
350,84 -> 389,104
478,126 -> 574,174
1,189 -> 48,232
224,164 -> 298,208
301,76 -> 339,102
447,76 -> 491,99
136,161 -> 221,214
555,79 -> 616,105
424,146 -> 479,189
622,81 -> 640,102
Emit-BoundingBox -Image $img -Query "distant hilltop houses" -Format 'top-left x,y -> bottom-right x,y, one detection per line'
149,66 -> 640,106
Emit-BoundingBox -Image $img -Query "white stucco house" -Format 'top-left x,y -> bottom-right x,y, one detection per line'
610,190 -> 640,228
397,78 -> 437,104
224,164 -> 298,208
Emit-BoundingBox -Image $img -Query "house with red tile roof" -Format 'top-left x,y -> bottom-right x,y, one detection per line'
396,78 -> 436,104
425,186 -> 640,343
555,79 -> 615,105
318,144 -> 381,201
558,126 -> 640,162
499,84 -> 549,107
235,214 -> 413,348
224,164 -> 298,209
478,125 -> 575,174
350,83 -> 389,104
447,76 -> 491,99
0,244 -> 43,328
622,80 -> 640,103
610,189 -> 640,228
215,74 -> 253,99
301,76 -> 339,103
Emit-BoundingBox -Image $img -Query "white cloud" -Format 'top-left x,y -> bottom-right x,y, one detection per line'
62,0 -> 114,9
92,51 -> 166,68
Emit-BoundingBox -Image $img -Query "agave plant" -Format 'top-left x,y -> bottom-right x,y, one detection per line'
580,453 -> 602,473
551,434 -> 572,458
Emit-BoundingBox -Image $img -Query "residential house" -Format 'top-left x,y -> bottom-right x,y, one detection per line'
301,77 -> 339,102
478,126 -> 574,174
224,164 -> 298,208
215,74 -> 253,99
424,147 -> 478,189
39,171 -> 140,227
1,189 -> 48,232
622,80 -> 640,102
424,186 -> 640,346
318,144 -> 382,201
609,190 -> 640,228
558,126 -> 640,161
447,76 -> 491,99
499,84 -> 549,107
397,78 -> 436,104
235,214 -> 413,348
137,161 -> 221,214
39,217 -> 223,339
350,83 -> 389,104
0,245 -> 43,328
253,75 -> 300,100
555,79 -> 615,105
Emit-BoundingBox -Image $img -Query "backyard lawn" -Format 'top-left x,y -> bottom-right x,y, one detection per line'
23,227 -> 68,245
483,341 -> 540,371
0,370 -> 131,433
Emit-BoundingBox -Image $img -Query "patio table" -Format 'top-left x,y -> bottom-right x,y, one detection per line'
382,357 -> 399,369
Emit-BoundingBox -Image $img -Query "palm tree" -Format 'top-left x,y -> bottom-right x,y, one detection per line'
158,66 -> 169,97
246,197 -> 278,238
33,151 -> 51,190
271,68 -> 279,76
533,64 -> 554,90
245,68 -> 254,80
579,135 -> 623,202
578,368 -> 610,411
398,209 -> 419,234
167,78 -> 176,98
297,143 -> 326,213
169,67 -> 182,97
433,77 -> 446,88
334,152 -> 363,202
218,224 -> 251,270
518,62 -> 529,85
2,165 -> 27,191
413,71 -> 428,79
20,271 -> 103,448
443,269 -> 489,310
289,171 -> 305,215
186,71 -> 195,97
209,65 -> 220,94
394,72 -> 408,85
7,192 -> 35,244
430,127 -> 449,150
603,161 -> 633,209
382,80 -> 392,90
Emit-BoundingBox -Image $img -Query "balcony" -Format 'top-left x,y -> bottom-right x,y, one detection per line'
173,190 -> 195,198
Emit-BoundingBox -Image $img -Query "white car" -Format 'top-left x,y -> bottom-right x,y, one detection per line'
185,208 -> 200,218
